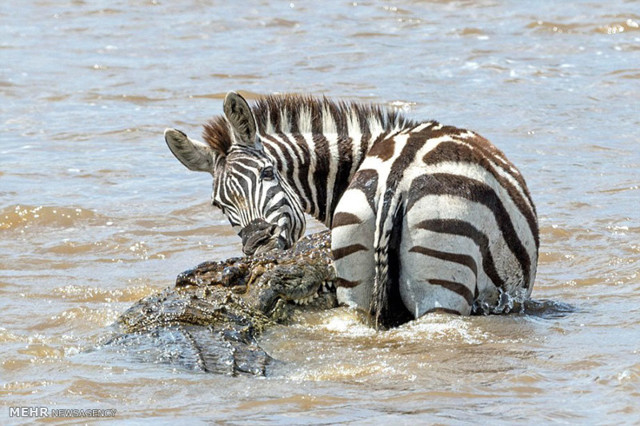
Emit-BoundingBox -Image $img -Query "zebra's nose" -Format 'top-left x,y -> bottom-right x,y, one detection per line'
240,219 -> 281,255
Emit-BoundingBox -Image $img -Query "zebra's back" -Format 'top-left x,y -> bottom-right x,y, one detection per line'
331,121 -> 539,326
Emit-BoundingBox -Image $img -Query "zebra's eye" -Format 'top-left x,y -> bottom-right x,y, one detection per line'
261,166 -> 275,181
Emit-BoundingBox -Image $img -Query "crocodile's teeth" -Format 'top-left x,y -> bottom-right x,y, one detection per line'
293,293 -> 318,305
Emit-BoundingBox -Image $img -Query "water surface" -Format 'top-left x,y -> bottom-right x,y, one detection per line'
1,0 -> 639,423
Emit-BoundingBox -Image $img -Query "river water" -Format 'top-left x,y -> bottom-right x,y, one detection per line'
1,0 -> 639,423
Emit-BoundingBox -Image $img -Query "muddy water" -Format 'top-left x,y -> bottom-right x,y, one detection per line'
1,0 -> 639,423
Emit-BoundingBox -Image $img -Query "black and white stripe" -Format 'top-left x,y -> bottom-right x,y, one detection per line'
165,92 -> 538,327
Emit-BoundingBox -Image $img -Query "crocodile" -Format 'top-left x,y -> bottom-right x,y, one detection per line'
107,228 -> 337,376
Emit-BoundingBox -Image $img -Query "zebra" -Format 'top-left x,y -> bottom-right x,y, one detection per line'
164,92 -> 539,327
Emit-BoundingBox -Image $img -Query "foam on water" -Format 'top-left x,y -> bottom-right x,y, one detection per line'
391,315 -> 489,345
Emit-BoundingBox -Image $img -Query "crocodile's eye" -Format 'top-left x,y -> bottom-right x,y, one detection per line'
260,166 -> 275,181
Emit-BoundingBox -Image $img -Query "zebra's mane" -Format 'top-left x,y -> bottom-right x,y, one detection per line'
202,94 -> 415,156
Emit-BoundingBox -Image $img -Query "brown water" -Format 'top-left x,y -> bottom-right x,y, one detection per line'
1,0 -> 639,423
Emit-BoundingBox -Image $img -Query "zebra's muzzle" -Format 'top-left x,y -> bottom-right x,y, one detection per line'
240,219 -> 288,255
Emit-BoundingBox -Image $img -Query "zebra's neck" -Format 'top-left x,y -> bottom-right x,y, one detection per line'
252,95 -> 414,225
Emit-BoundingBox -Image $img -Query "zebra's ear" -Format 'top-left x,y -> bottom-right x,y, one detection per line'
223,91 -> 257,147
164,128 -> 216,172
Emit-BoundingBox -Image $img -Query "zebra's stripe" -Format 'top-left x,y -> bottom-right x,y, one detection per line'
417,158 -> 537,265
332,212 -> 362,228
415,218 -> 505,290
406,172 -> 532,288
408,245 -> 479,279
427,279 -> 475,307
333,243 -> 368,261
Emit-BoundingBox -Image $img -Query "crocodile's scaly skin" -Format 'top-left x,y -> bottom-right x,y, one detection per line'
107,231 -> 336,376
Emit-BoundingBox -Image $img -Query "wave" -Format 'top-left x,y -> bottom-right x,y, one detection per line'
0,204 -> 103,231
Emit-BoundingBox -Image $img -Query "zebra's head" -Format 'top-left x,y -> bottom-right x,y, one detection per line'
164,92 -> 305,255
